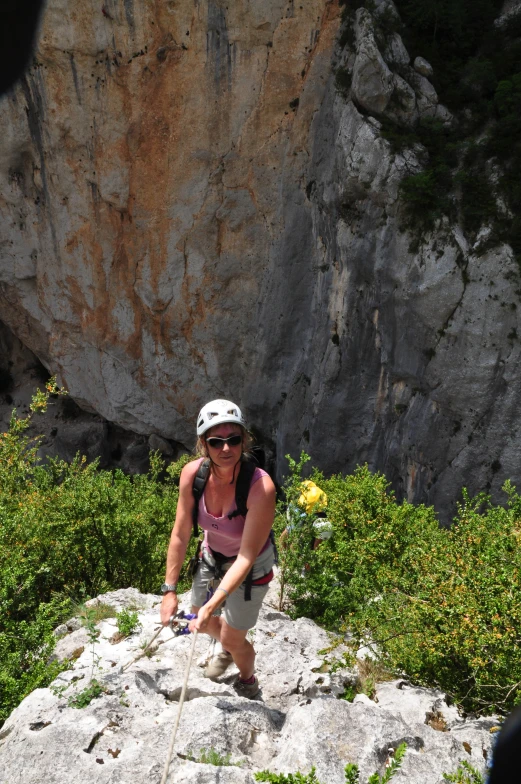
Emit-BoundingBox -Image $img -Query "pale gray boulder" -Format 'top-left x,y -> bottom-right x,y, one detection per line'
271,697 -> 495,784
0,589 -> 497,784
50,626 -> 90,662
405,68 -> 439,115
383,33 -> 410,67
414,56 -> 434,78
388,74 -> 419,126
85,587 -> 161,612
375,680 -> 461,728
352,9 -> 394,114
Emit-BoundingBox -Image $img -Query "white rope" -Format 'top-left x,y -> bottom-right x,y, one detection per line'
120,625 -> 164,673
198,635 -> 216,668
160,630 -> 199,784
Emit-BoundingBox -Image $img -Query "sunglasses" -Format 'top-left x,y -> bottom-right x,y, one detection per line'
206,435 -> 242,449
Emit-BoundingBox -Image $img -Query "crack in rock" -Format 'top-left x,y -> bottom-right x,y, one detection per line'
29,721 -> 52,731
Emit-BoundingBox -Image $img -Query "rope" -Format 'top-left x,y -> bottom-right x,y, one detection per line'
160,629 -> 199,784
120,625 -> 164,673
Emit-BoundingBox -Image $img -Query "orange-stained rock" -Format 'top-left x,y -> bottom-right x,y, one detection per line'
0,0 -> 341,448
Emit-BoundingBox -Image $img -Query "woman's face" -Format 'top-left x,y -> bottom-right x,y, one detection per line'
205,422 -> 243,468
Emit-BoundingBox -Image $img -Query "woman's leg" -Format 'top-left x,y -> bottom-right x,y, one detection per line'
191,604 -> 223,642
219,621 -> 254,680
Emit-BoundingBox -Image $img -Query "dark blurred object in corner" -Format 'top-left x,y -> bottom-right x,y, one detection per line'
0,0 -> 45,96
487,705 -> 521,783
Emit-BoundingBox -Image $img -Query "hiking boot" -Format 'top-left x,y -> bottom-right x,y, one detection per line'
204,651 -> 234,679
233,675 -> 260,699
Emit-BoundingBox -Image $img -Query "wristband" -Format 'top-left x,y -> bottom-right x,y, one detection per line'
216,587 -> 229,599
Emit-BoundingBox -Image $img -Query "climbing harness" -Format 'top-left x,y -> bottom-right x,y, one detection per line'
160,627 -> 199,784
190,456 -> 277,601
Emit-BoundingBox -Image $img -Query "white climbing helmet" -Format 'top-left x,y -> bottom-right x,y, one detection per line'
196,399 -> 245,437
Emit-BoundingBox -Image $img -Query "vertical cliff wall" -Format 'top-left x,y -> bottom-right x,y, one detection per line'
0,0 -> 341,443
1,0 -> 521,519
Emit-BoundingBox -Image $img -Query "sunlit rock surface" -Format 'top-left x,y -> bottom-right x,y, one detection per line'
0,588 -> 496,783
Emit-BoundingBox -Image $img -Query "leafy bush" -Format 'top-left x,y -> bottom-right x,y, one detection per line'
256,744 -> 406,784
443,761 -> 484,783
400,169 -> 452,230
0,597 -> 70,722
67,679 -> 103,709
187,747 -> 240,767
278,453 -> 521,714
0,384 -> 194,724
76,600 -> 116,623
255,769 -> 322,784
116,609 -> 141,638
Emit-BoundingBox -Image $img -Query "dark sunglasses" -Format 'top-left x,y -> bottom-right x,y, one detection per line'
206,434 -> 242,449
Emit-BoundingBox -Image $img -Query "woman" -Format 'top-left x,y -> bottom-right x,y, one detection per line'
160,399 -> 276,698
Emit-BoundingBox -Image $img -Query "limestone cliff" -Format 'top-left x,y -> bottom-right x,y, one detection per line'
1,0 -> 521,519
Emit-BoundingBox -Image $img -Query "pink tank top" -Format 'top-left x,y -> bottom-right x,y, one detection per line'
195,458 -> 270,557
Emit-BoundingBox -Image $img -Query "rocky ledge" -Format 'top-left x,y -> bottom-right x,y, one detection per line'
0,587 -> 497,783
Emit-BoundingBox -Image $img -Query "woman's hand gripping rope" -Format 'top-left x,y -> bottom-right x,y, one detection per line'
188,602 -> 214,634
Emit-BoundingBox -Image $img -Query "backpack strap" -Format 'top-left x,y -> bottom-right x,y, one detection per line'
192,458 -> 211,538
228,458 -> 257,520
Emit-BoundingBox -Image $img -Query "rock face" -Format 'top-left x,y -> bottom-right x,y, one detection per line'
351,9 -> 394,114
1,0 -> 520,519
0,588 -> 497,783
0,319 -> 185,472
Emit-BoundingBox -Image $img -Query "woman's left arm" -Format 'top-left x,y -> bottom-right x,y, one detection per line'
196,476 -> 276,623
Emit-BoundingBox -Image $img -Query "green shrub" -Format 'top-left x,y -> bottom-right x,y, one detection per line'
256,744 -> 406,784
0,384 -> 193,724
443,760 -> 484,783
255,769 -> 322,784
456,164 -> 497,236
76,600 -> 116,623
186,747 -> 240,766
67,679 -> 103,709
279,453 -> 521,714
116,609 -> 141,637
0,597 -> 70,723
400,170 -> 450,230
379,118 -> 421,154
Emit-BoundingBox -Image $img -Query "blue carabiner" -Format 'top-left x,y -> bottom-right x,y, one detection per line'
169,610 -> 197,636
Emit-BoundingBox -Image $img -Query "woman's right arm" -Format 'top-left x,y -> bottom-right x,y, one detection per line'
160,461 -> 198,625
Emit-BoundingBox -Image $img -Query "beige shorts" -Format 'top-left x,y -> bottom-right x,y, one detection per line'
191,543 -> 274,631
